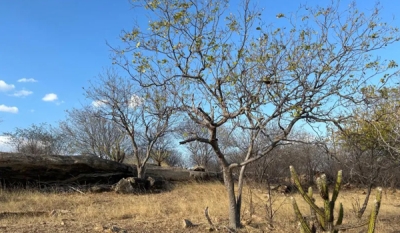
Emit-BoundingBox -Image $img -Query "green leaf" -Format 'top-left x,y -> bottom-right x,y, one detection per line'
276,13 -> 285,18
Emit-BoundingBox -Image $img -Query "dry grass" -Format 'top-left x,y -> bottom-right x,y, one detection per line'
0,182 -> 399,232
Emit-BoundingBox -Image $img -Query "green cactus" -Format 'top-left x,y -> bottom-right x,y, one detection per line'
367,187 -> 382,233
290,166 -> 382,233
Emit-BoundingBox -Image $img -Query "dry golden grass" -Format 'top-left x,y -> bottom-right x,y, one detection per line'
0,182 -> 399,232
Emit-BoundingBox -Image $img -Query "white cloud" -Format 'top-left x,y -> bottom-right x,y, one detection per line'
0,80 -> 15,92
18,78 -> 38,83
0,136 -> 12,152
42,93 -> 58,102
91,96 -> 143,109
129,95 -> 144,108
56,100 -> 65,106
13,90 -> 33,97
92,100 -> 107,108
0,104 -> 18,113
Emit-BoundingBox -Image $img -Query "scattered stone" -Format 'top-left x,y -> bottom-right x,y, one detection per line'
277,184 -> 293,194
147,176 -> 166,190
193,166 -> 206,172
49,209 -> 71,217
130,177 -> 150,190
189,171 -> 210,181
89,185 -> 112,193
182,219 -> 195,228
114,178 -> 134,194
110,225 -> 121,232
147,176 -> 156,187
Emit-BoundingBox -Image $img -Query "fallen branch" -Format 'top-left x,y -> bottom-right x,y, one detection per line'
69,186 -> 85,194
204,206 -> 218,231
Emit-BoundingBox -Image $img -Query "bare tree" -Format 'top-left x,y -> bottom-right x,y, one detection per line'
60,105 -> 128,162
84,68 -> 176,178
178,121 -> 216,170
4,123 -> 66,155
111,0 -> 400,229
150,136 -> 174,166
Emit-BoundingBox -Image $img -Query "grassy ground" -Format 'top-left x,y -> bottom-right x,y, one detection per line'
0,182 -> 399,232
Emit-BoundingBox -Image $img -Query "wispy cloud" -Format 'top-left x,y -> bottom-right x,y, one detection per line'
0,104 -> 18,113
0,136 -> 12,152
13,90 -> 33,97
56,100 -> 65,106
129,95 -> 144,108
0,80 -> 15,92
18,78 -> 38,83
92,100 -> 107,108
42,93 -> 58,102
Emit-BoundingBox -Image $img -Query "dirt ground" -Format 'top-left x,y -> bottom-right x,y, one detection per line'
0,182 -> 399,233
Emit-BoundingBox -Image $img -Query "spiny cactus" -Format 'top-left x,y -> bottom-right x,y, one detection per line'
290,166 -> 382,233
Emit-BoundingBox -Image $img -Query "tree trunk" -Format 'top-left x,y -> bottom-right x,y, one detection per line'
137,165 -> 146,179
223,166 -> 241,229
236,164 -> 247,224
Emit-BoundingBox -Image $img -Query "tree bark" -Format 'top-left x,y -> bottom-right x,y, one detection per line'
137,165 -> 146,179
223,166 -> 241,230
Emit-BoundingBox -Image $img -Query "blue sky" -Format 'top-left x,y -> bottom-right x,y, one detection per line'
1,0 -> 400,151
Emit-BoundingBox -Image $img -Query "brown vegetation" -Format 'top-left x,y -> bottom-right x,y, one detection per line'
0,182 -> 399,233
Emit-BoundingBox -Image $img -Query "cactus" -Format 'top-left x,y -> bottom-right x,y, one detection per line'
367,187 -> 382,233
290,166 -> 382,233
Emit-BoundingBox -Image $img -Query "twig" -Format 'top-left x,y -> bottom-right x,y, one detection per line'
204,207 -> 218,231
69,186 -> 85,194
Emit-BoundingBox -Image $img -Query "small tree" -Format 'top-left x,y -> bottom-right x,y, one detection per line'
332,86 -> 400,217
4,123 -> 66,155
84,68 -> 176,178
60,105 -> 129,162
112,0 -> 400,229
150,136 -> 174,166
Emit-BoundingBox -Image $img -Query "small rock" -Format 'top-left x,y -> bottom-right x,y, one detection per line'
182,219 -> 195,228
89,185 -> 112,193
193,166 -> 206,172
111,225 -> 121,232
114,178 -> 134,194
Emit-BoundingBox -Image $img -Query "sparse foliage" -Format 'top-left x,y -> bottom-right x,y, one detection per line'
112,0 -> 400,229
60,105 -> 129,162
84,68 -> 176,178
4,123 -> 66,155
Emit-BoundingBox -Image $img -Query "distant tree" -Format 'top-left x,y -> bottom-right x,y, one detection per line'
164,150 -> 187,167
333,86 -> 400,217
4,123 -> 66,155
359,87 -> 400,161
335,86 -> 400,182
84,68 -> 176,178
178,120 -> 217,170
112,0 -> 400,228
60,105 -> 128,162
150,136 -> 174,166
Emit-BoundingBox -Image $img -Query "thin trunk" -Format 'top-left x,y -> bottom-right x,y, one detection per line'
357,183 -> 373,218
137,165 -> 146,179
236,164 -> 247,225
223,166 -> 241,229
